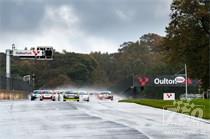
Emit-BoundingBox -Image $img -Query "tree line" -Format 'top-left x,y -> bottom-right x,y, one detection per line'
0,0 -> 209,91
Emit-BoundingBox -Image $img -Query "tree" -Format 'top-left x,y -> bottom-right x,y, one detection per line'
7,51 -> 97,88
164,0 -> 210,89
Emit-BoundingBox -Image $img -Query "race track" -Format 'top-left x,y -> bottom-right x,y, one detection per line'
0,99 -> 209,139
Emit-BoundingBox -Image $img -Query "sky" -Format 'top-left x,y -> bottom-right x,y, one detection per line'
0,0 -> 172,53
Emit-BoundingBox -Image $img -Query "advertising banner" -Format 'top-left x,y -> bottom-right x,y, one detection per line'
163,93 -> 175,100
13,49 -> 43,57
136,75 -> 200,87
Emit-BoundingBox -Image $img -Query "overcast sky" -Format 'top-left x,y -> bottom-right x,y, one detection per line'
0,0 -> 172,53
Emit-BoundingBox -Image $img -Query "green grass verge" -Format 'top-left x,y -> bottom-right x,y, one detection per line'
119,99 -> 210,119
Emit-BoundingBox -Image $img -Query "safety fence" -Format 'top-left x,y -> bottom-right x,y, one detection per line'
0,76 -> 33,92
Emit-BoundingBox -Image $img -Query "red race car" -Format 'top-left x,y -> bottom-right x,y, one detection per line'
97,91 -> 113,101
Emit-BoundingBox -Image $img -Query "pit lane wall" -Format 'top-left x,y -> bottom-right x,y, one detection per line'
0,90 -> 28,100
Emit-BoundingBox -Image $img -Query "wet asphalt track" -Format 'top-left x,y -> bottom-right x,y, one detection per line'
0,99 -> 209,139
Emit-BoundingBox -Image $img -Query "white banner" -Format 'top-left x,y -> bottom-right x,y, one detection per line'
163,93 -> 175,100
13,50 -> 43,57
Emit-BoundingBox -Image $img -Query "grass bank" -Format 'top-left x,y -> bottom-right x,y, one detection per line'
119,99 -> 210,119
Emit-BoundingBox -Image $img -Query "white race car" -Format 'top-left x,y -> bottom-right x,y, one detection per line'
39,90 -> 56,101
78,91 -> 90,102
97,91 -> 113,101
30,90 -> 41,101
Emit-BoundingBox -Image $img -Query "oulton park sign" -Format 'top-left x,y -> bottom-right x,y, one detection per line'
154,76 -> 185,85
137,76 -> 198,87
